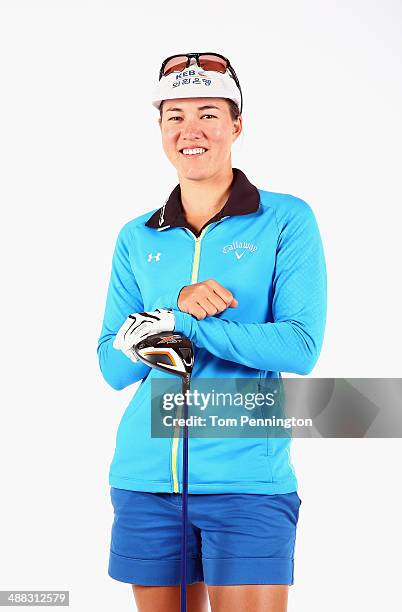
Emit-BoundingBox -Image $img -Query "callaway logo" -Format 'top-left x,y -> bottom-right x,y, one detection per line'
222,240 -> 258,260
147,252 -> 161,262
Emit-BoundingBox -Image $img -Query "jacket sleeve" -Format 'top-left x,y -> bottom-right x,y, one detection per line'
149,284 -> 187,311
173,200 -> 327,375
97,224 -> 151,390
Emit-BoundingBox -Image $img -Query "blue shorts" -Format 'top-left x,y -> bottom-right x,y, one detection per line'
109,488 -> 302,586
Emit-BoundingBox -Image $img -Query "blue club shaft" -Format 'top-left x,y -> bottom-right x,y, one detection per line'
180,375 -> 190,612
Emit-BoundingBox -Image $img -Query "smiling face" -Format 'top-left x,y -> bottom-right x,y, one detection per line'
159,97 -> 242,181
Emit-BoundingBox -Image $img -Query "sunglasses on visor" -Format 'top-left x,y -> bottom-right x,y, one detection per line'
159,52 -> 243,114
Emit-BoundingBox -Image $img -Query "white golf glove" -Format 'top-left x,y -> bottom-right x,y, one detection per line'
113,308 -> 175,363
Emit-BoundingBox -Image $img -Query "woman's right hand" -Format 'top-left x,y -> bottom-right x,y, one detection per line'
178,279 -> 238,320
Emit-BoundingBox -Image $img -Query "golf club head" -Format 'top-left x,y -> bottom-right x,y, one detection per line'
134,332 -> 194,378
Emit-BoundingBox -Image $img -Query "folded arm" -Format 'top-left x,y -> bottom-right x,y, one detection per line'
173,201 -> 327,375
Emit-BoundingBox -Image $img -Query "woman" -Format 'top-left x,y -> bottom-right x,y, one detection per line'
97,52 -> 327,612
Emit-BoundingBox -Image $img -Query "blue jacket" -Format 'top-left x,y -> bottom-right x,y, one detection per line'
97,168 -> 327,494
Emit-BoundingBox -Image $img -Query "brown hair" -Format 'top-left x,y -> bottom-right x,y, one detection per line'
159,98 -> 241,122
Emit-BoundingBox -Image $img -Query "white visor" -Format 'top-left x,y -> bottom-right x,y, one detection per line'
151,64 -> 241,111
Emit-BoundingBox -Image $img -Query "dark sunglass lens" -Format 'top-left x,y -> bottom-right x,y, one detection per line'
163,56 -> 188,76
199,54 -> 227,73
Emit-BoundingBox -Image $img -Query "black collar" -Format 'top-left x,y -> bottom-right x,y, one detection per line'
145,167 -> 260,236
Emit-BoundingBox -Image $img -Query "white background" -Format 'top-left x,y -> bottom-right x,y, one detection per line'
1,1 -> 401,610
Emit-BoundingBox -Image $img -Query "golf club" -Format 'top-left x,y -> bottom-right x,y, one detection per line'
134,331 -> 194,612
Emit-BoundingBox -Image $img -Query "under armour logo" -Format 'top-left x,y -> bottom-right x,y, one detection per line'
147,252 -> 161,262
